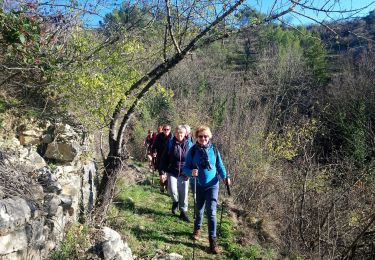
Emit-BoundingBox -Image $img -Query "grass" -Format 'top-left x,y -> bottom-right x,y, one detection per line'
108,162 -> 275,259
51,223 -> 91,260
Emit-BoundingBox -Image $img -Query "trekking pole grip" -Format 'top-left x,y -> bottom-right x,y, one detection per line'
226,182 -> 231,197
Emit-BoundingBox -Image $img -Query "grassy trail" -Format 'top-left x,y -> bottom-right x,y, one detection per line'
108,162 -> 273,259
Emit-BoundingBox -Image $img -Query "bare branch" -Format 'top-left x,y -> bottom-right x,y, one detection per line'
165,0 -> 181,54
114,0 -> 247,154
291,10 -> 338,36
290,0 -> 375,14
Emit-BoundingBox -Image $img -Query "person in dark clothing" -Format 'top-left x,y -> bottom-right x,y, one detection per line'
144,129 -> 155,170
160,125 -> 193,221
152,124 -> 172,192
183,125 -> 230,254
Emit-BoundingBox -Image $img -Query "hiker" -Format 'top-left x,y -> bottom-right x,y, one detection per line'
144,129 -> 155,170
183,125 -> 230,254
151,125 -> 163,168
152,124 -> 172,193
160,125 -> 193,222
183,124 -> 194,143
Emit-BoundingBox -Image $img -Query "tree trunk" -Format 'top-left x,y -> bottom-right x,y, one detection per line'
93,152 -> 125,224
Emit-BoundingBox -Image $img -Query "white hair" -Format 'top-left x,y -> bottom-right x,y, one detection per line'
183,124 -> 191,134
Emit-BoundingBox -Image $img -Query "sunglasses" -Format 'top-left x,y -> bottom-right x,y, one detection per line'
198,135 -> 209,139
163,128 -> 170,131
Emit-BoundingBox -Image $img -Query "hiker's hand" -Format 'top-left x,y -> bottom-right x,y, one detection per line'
192,169 -> 198,177
152,152 -> 157,157
225,178 -> 231,186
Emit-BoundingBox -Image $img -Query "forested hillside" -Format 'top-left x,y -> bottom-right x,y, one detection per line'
1,0 -> 375,259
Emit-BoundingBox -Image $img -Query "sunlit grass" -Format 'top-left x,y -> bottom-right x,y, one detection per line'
108,162 -> 274,259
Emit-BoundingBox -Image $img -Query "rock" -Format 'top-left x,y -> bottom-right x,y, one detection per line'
0,198 -> 31,236
165,253 -> 184,260
60,174 -> 80,220
19,129 -> 42,146
59,195 -> 73,210
82,162 -> 96,214
1,137 -> 21,149
44,141 -> 80,162
0,228 -> 28,254
18,147 -> 47,171
54,123 -> 79,141
44,194 -> 61,217
47,206 -> 65,243
36,168 -> 61,194
0,188 -> 4,200
42,133 -> 54,144
102,227 -> 133,260
29,184 -> 45,202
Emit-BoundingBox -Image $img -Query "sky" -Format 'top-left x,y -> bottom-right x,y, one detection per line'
31,0 -> 375,27
254,0 -> 375,25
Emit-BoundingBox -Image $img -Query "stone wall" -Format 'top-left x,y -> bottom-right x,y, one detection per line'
0,121 -> 97,259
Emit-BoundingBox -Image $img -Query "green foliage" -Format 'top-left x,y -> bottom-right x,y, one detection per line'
50,30 -> 141,129
211,98 -> 227,127
0,99 -> 7,114
52,224 -> 91,260
0,10 -> 41,66
267,118 -> 318,160
127,84 -> 176,160
301,31 -> 329,83
259,25 -> 329,83
336,102 -> 370,164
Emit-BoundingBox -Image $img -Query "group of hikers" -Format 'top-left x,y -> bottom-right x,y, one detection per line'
144,124 -> 231,254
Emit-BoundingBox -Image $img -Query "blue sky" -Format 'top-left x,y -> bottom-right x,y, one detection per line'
73,0 -> 375,27
255,0 -> 375,25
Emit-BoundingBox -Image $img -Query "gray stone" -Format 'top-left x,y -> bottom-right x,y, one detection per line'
59,174 -> 80,220
0,249 -> 27,260
0,198 -> 31,236
164,253 -> 183,260
102,227 -> 133,260
18,148 -> 46,171
42,134 -> 54,144
44,141 -> 80,162
82,162 -> 96,214
47,206 -> 65,243
54,123 -> 79,141
0,228 -> 28,254
44,194 -> 61,217
59,195 -> 72,210
29,184 -> 44,202
36,168 -> 61,194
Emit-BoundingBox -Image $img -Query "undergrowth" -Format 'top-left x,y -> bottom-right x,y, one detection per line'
51,223 -> 91,260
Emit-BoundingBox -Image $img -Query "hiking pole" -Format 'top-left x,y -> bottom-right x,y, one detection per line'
192,165 -> 198,260
219,178 -> 231,237
193,175 -> 197,260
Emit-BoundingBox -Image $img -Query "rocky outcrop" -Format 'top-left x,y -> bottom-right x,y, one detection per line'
101,227 -> 133,260
0,121 -> 97,259
43,123 -> 82,163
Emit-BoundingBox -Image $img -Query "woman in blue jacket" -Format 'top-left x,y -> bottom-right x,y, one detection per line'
183,126 -> 230,254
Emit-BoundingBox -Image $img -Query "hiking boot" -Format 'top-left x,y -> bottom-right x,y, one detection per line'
171,202 -> 178,215
209,236 -> 220,254
192,228 -> 200,240
180,211 -> 190,222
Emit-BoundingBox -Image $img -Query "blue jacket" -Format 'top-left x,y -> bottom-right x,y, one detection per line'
183,143 -> 227,187
160,137 -> 193,177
